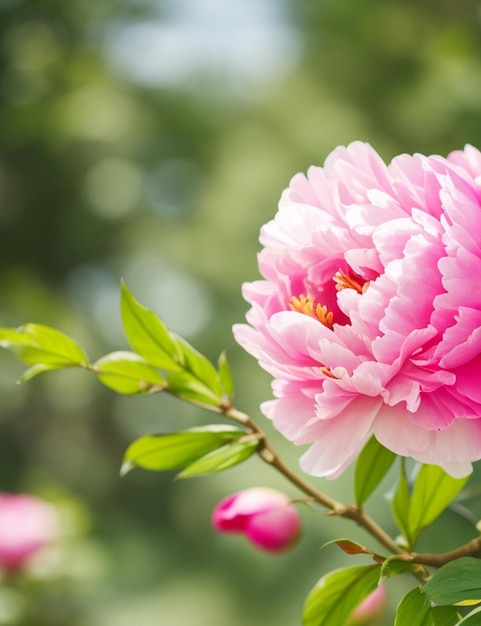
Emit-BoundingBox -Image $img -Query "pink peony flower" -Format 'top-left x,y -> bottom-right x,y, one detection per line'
212,487 -> 301,552
0,493 -> 59,572
234,141 -> 481,479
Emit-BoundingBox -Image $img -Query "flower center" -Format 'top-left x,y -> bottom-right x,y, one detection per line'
289,294 -> 334,330
289,270 -> 369,331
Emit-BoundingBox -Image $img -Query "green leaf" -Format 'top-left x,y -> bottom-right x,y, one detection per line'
430,608 -> 461,626
380,556 -> 421,582
121,282 -> 223,405
395,587 -> 429,625
0,324 -> 89,379
94,351 -> 165,395
392,458 -> 412,546
18,363 -> 64,383
423,557 -> 481,607
170,334 -> 223,400
407,465 -> 469,545
166,370 -> 223,407
218,351 -> 234,399
177,437 -> 260,478
354,436 -> 396,506
391,461 -> 469,549
122,425 -> 246,475
394,587 -> 459,626
302,564 -> 381,626
120,280 -> 182,371
456,605 -> 481,624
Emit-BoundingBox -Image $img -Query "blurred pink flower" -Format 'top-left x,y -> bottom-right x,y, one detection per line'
212,487 -> 301,552
349,585 -> 387,625
234,141 -> 481,478
0,493 -> 58,572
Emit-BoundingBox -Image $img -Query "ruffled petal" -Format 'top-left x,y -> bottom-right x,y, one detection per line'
299,396 -> 382,478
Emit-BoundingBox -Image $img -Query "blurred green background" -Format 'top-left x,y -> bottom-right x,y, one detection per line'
1,0 -> 481,624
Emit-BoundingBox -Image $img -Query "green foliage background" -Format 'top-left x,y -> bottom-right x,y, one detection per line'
1,0 -> 481,624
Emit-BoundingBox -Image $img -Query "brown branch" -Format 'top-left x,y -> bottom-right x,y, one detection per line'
340,505 -> 404,556
407,536 -> 481,568
222,403 -> 404,556
224,405 -> 343,510
223,401 -> 475,581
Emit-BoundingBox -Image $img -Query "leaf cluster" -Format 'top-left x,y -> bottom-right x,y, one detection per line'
304,438 -> 477,625
392,461 -> 469,549
0,282 -> 259,480
303,554 -> 481,626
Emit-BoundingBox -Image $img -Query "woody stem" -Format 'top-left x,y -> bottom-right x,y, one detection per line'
407,536 -> 481,568
223,404 -> 403,557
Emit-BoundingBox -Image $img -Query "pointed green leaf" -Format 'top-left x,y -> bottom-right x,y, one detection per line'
121,282 -> 223,404
218,351 -> 234,399
120,280 -> 182,371
456,605 -> 481,624
123,426 -> 246,474
423,557 -> 481,607
177,437 -> 259,478
380,556 -> 421,582
166,370 -> 222,407
171,334 -> 222,400
391,461 -> 469,549
0,324 -> 89,376
18,363 -> 62,383
354,436 -> 396,506
302,564 -> 381,626
395,587 -> 429,625
0,327 -> 38,347
94,351 -> 166,395
394,587 -> 459,626
408,465 -> 469,545
392,458 -> 412,546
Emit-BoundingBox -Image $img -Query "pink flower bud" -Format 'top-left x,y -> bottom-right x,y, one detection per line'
349,585 -> 387,625
212,488 -> 301,552
0,493 -> 59,572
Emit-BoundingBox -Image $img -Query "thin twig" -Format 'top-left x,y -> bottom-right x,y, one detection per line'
408,536 -> 481,568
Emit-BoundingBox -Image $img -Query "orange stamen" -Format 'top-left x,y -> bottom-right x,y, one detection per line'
289,294 -> 334,330
334,271 -> 369,294
320,366 -> 338,379
314,304 -> 334,329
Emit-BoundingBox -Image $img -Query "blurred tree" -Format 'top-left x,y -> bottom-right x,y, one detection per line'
291,0 -> 481,154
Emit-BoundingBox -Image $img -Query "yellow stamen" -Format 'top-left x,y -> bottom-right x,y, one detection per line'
334,271 -> 369,294
314,304 -> 334,329
289,294 -> 334,330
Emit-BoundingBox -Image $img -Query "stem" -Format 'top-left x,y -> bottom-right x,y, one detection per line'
341,506 -> 404,556
408,536 -> 481,568
259,442 -> 344,513
223,403 -> 403,556
224,403 -> 480,575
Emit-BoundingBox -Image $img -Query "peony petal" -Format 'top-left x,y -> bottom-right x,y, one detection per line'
261,395 -> 317,442
436,307 -> 481,369
299,396 -> 382,478
373,404 -> 430,455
